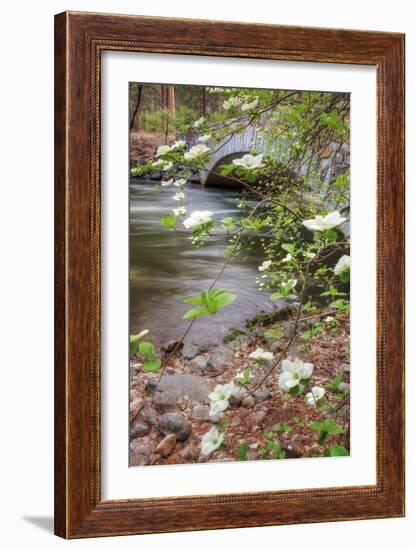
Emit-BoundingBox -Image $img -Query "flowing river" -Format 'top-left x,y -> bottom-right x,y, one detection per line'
129,179 -> 277,346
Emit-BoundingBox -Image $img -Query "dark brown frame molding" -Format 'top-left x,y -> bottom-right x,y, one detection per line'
54,11 -> 405,538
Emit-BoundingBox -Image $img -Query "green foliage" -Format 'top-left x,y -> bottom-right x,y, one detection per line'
324,445 -> 349,457
183,288 -> 236,319
138,341 -> 162,373
309,418 -> 344,445
160,212 -> 177,230
301,322 -> 323,341
325,374 -> 343,391
237,368 -> 252,386
236,442 -> 249,461
272,422 -> 292,433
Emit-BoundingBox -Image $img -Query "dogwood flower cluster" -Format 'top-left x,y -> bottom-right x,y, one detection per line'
173,206 -> 187,216
184,144 -> 210,161
241,97 -> 259,111
305,386 -> 326,406
302,211 -> 346,232
278,357 -> 314,391
334,255 -> 350,275
193,116 -> 205,128
232,153 -> 264,170
258,260 -> 272,272
208,382 -> 235,416
249,347 -> 274,363
183,210 -> 214,230
201,426 -> 224,455
198,134 -> 211,143
223,96 -> 242,110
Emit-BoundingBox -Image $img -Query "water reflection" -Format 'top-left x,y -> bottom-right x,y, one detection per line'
129,180 -> 276,346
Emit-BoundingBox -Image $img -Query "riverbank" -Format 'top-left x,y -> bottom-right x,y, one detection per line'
129,308 -> 350,466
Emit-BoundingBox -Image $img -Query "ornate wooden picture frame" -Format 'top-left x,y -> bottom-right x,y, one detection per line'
54,11 -> 405,538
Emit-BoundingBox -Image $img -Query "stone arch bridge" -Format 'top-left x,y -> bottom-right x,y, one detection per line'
195,125 -> 349,188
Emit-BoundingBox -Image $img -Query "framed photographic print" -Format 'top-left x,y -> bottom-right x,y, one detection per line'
54,11 -> 405,538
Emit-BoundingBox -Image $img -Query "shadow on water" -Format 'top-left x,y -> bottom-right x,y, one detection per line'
129,179 -> 276,346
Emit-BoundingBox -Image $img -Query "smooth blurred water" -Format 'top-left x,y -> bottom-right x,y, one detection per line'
129,179 -> 276,346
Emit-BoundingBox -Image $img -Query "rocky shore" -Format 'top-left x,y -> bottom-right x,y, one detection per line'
129,307 -> 350,466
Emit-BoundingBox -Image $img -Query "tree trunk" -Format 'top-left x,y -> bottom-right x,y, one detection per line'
129,84 -> 142,132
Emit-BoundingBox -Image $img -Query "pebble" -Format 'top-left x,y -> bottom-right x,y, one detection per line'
179,444 -> 200,462
156,434 -> 177,457
129,397 -> 144,421
129,439 -> 151,466
241,395 -> 255,408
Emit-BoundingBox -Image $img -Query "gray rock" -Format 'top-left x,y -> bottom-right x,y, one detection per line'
156,434 -> 177,457
161,339 -> 183,353
150,374 -> 210,412
142,403 -> 159,427
226,335 -> 250,350
229,386 -> 248,405
340,363 -> 350,372
338,382 -> 350,391
188,355 -> 209,374
206,346 -> 234,375
130,417 -> 150,438
255,390 -> 272,402
182,342 -> 199,359
192,404 -> 222,423
254,410 -> 267,423
158,412 -> 191,441
130,440 -> 151,466
192,404 -> 211,422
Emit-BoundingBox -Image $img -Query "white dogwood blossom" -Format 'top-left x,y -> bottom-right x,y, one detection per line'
249,347 -> 274,363
183,210 -> 213,229
306,386 -> 326,406
193,116 -> 205,127
171,139 -> 186,150
173,178 -> 187,187
161,178 -> 174,187
198,134 -> 211,143
173,206 -> 187,216
156,144 -> 171,157
184,144 -> 210,160
162,161 -> 173,171
258,260 -> 272,272
241,97 -> 259,111
282,253 -> 293,262
152,159 -> 166,168
173,191 -> 185,201
208,382 -> 235,416
278,358 -> 314,390
334,255 -> 350,275
223,96 -> 242,110
232,153 -> 264,170
201,426 -> 224,455
302,211 -> 346,232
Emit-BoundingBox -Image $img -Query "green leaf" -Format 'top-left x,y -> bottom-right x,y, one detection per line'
160,212 -> 177,230
217,417 -> 228,432
272,422 -> 292,433
138,341 -> 155,358
289,385 -> 301,396
182,306 -> 208,319
237,368 -> 251,386
324,445 -> 349,457
142,358 -> 162,372
236,442 -> 249,461
213,290 -> 236,309
281,243 -> 295,254
309,418 -> 344,435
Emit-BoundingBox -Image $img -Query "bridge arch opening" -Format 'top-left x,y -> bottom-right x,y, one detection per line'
204,152 -> 249,188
